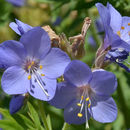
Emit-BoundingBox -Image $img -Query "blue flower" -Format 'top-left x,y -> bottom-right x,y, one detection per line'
96,3 -> 130,72
9,94 -> 26,114
6,0 -> 25,7
9,19 -> 33,35
49,60 -> 117,126
0,27 -> 70,101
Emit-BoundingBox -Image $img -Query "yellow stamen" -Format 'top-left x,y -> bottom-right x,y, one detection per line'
77,103 -> 81,107
121,26 -> 125,30
31,61 -> 34,65
39,65 -> 43,69
88,103 -> 91,108
86,97 -> 89,101
117,31 -> 121,37
77,113 -> 83,117
28,65 -> 31,69
41,74 -> 45,76
81,96 -> 84,100
128,23 -> 130,26
28,75 -> 31,80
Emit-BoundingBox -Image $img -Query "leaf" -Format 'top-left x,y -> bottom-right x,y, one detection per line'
46,115 -> 52,130
0,120 -> 23,130
16,114 -> 36,129
27,102 -> 41,129
0,108 -> 24,130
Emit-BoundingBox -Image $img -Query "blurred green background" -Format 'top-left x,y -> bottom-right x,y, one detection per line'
0,0 -> 130,130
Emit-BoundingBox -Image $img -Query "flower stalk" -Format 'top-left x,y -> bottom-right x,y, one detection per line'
62,122 -> 70,130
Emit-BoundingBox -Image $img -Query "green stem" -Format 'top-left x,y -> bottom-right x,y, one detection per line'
38,100 -> 50,130
117,79 -> 130,128
62,122 -> 70,130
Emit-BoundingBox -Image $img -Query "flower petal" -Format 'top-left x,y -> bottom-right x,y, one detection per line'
64,60 -> 92,87
104,27 -> 130,51
0,40 -> 26,69
91,97 -> 117,123
90,69 -> 117,96
6,0 -> 25,7
96,3 -> 110,31
121,17 -> 130,44
107,3 -> 122,33
49,82 -> 77,108
9,19 -> 33,35
28,76 -> 56,101
64,99 -> 91,125
9,94 -> 25,114
40,48 -> 70,79
1,66 -> 29,94
20,27 -> 51,58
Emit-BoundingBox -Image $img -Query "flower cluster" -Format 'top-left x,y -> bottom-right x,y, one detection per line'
96,3 -> 130,72
0,2 -> 129,129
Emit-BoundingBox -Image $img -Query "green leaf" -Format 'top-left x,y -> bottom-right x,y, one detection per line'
0,120 -> 23,130
17,114 -> 36,129
27,102 -> 41,129
0,108 -> 24,130
46,115 -> 52,130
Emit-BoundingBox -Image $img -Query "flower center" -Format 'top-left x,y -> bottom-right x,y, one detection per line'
76,85 -> 95,128
23,58 -> 49,98
105,48 -> 130,72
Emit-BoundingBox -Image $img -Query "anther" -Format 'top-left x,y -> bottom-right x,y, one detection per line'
128,23 -> 130,26
86,97 -> 89,101
41,74 -> 45,76
121,26 -> 125,30
28,75 -> 31,80
77,113 -> 83,117
28,65 -> 31,70
118,48 -> 124,52
39,65 -> 43,69
81,96 -> 84,100
129,31 -> 130,36
31,61 -> 34,65
117,31 -> 121,37
77,103 -> 82,107
88,103 -> 91,108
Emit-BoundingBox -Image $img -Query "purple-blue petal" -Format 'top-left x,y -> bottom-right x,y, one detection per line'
64,60 -> 92,87
96,3 -> 110,31
6,0 -> 25,7
9,19 -> 33,35
121,17 -> 130,44
91,97 -> 117,123
90,69 -> 117,96
0,40 -> 26,69
104,27 -> 130,52
1,66 -> 29,95
9,94 -> 25,114
49,82 -> 77,109
107,2 -> 122,33
40,48 -> 71,79
20,27 -> 51,58
28,76 -> 56,101
64,99 -> 91,125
